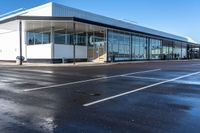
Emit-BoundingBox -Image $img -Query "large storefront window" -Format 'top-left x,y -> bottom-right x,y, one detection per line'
27,32 -> 35,45
150,39 -> 162,59
26,31 -> 50,45
182,45 -> 187,58
55,30 -> 66,44
87,27 -> 106,62
132,36 -> 147,59
174,44 -> 182,59
43,32 -> 50,44
25,21 -> 192,62
162,44 -> 168,55
108,31 -> 148,61
108,31 -> 131,61
162,40 -> 189,60
54,30 -> 87,46
76,33 -> 87,46
162,40 -> 175,60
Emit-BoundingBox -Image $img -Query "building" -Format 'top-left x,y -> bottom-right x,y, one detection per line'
0,2 -> 199,64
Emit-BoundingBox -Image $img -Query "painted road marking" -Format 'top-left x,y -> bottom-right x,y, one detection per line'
12,69 -> 54,74
122,75 -> 168,81
23,69 -> 161,92
119,69 -> 161,77
83,71 -> 200,107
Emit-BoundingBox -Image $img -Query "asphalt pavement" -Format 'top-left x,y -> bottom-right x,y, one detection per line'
0,60 -> 200,133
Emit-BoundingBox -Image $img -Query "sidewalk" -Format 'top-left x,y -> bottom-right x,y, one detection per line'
0,61 -> 111,67
0,59 -> 199,67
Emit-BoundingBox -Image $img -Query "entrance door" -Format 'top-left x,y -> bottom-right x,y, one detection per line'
87,31 -> 106,63
94,43 -> 105,62
88,42 -> 105,63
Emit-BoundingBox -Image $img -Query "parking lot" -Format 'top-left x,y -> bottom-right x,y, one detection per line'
0,60 -> 200,133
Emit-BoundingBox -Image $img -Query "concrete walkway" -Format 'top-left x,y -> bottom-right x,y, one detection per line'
0,59 -> 199,67
0,61 -> 110,67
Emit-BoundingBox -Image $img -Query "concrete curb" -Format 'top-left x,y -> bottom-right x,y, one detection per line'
0,59 -> 199,67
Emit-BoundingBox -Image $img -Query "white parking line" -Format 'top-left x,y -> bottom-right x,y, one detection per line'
12,69 -> 54,74
83,71 -> 200,107
123,75 -> 168,81
23,69 -> 161,92
119,69 -> 161,76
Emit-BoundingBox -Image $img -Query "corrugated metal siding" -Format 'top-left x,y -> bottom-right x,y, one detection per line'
21,5 -> 52,16
52,3 -> 187,42
0,2 -> 189,42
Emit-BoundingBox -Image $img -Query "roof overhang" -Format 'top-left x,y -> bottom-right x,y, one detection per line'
0,16 -> 199,46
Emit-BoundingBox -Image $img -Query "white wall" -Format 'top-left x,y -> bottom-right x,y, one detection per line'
0,30 -> 26,61
27,44 -> 52,59
75,45 -> 87,59
54,44 -> 87,59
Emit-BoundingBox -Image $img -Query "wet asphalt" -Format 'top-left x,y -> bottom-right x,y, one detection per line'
0,60 -> 200,133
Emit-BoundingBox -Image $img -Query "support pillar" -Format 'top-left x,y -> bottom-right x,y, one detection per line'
199,46 -> 200,58
73,22 -> 76,65
51,27 -> 55,62
147,37 -> 151,60
19,20 -> 22,65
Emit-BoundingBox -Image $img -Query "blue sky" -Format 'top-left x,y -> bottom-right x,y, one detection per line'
0,0 -> 199,43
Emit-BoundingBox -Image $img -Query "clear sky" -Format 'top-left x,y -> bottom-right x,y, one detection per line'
0,0 -> 199,43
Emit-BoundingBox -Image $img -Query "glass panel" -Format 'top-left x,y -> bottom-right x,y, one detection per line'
34,32 -> 42,44
27,32 -> 35,45
85,24 -> 106,62
168,45 -> 173,59
108,30 -> 131,61
55,30 -> 65,44
76,33 -> 86,46
43,32 -> 50,44
132,35 -> 147,60
150,39 -> 161,59
135,36 -> 140,59
174,44 -> 182,59
182,45 -> 187,58
26,29 -> 50,45
140,37 -> 147,59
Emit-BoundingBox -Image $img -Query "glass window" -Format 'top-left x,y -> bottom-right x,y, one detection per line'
34,32 -> 42,44
182,45 -> 187,58
132,35 -> 147,60
26,30 -> 50,45
55,30 -> 65,44
43,32 -> 50,44
174,46 -> 182,59
108,30 -> 131,61
76,34 -> 86,46
150,39 -> 161,59
27,32 -> 35,45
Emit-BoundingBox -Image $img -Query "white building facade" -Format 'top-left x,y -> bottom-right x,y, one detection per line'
0,2 -> 199,63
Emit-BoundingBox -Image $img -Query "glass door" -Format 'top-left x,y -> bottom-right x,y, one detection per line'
87,30 -> 106,63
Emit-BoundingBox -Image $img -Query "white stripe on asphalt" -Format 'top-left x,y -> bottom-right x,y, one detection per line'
23,69 -> 161,92
122,75 -> 168,81
83,71 -> 200,107
12,69 -> 54,74
119,69 -> 161,77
